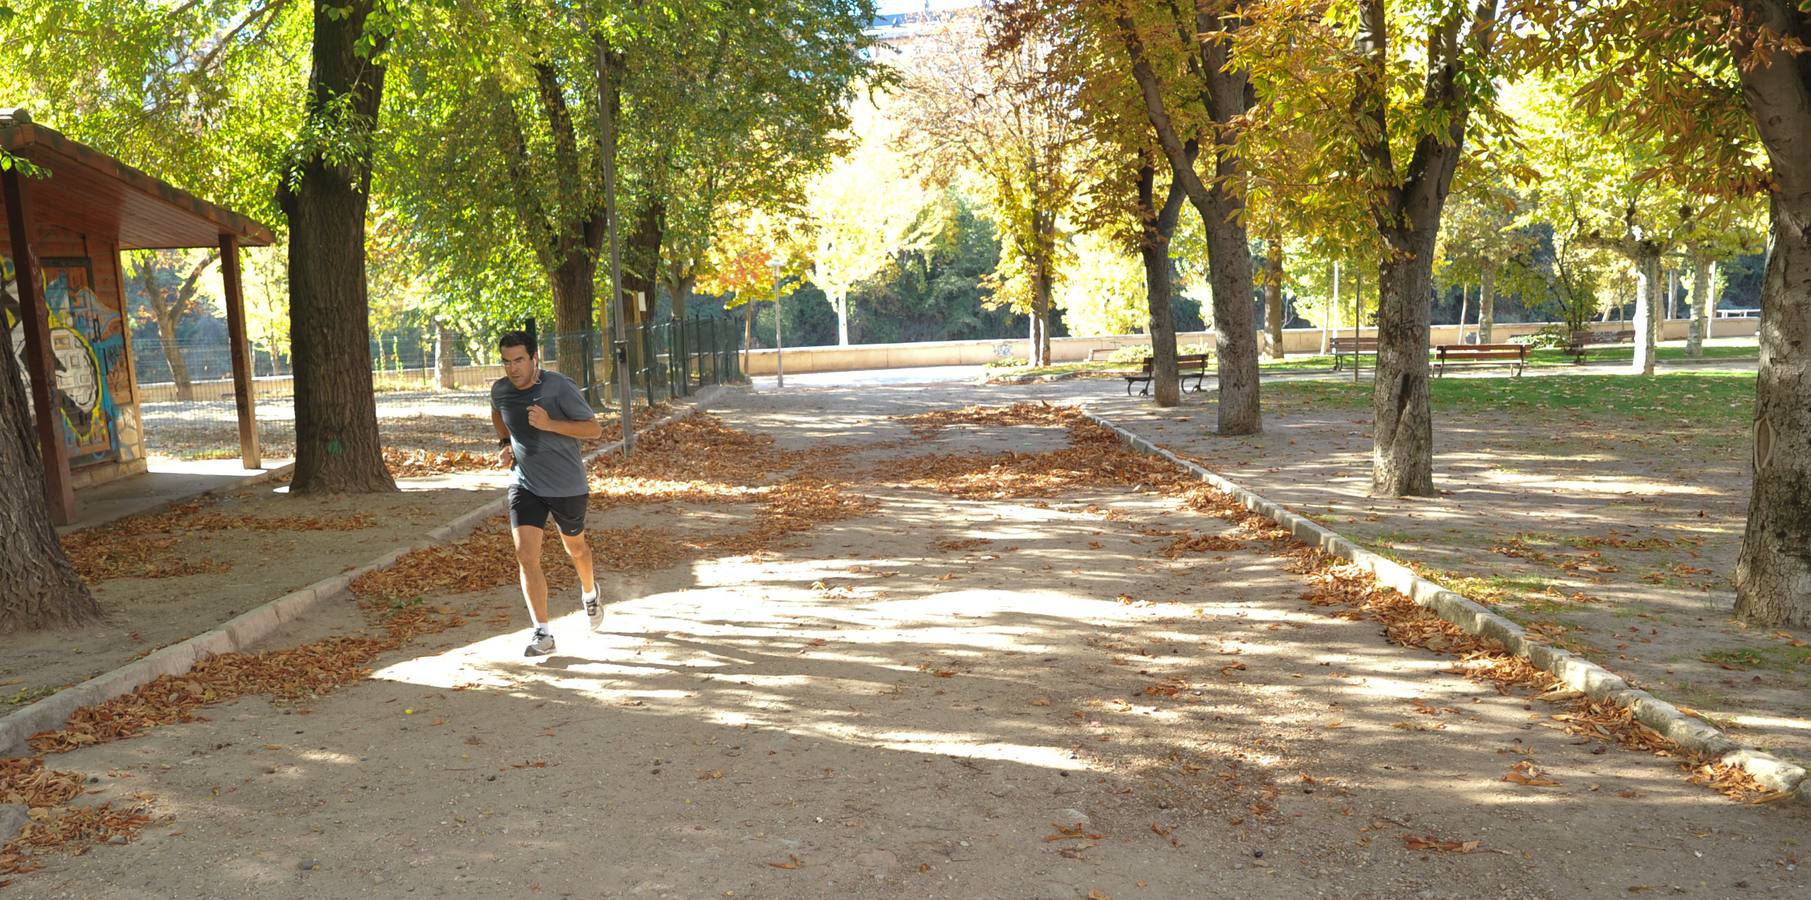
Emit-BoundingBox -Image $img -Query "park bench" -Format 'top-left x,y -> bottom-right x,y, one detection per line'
1566,328 -> 1637,363
1330,336 -> 1379,372
1124,353 -> 1211,396
1434,342 -> 1527,377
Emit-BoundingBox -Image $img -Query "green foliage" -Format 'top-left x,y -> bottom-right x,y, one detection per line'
1107,345 -> 1151,365
1508,327 -> 1567,349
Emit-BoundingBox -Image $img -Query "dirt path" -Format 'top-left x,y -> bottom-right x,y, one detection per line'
9,384 -> 1807,899
1086,368 -> 1811,772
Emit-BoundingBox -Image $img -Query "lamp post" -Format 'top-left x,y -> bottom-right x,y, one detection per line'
771,258 -> 785,389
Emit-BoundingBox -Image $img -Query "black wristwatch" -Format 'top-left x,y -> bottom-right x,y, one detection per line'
498,437 -> 511,448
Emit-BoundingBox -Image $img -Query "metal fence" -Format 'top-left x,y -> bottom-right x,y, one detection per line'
126,314 -> 743,461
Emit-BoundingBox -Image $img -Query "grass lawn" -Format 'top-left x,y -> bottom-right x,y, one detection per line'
1262,370 -> 1754,430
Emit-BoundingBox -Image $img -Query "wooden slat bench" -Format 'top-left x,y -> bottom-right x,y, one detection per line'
1567,328 -> 1637,363
1435,342 -> 1528,377
1330,336 -> 1379,371
1124,353 -> 1211,396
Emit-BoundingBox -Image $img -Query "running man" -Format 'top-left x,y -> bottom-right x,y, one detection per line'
490,331 -> 604,656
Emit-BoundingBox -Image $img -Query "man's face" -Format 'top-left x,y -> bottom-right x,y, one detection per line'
502,344 -> 537,388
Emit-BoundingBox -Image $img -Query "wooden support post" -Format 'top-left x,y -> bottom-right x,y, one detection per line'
3,167 -> 75,524
218,233 -> 261,469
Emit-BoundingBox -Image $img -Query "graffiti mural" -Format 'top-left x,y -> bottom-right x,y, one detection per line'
3,255 -> 123,467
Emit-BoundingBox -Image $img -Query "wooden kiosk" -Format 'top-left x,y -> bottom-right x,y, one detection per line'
1,108 -> 275,525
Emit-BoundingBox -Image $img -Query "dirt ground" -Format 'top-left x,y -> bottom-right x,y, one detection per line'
1,482 -> 500,716
7,383 -> 1807,898
1087,367 -> 1811,772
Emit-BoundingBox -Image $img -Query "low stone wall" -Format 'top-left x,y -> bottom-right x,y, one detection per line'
741,317 -> 1760,376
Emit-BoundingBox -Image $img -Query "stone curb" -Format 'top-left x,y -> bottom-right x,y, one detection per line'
0,387 -> 725,759
1081,405 -> 1811,805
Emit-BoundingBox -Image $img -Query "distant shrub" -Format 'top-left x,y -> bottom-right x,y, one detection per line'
1509,327 -> 1567,349
1107,346 -> 1153,365
986,356 -> 1029,369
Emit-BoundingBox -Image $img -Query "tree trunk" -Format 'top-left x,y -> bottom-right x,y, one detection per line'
278,0 -> 395,494
1137,158 -> 1187,408
1372,231 -> 1438,496
0,327 -> 99,632
834,289 -> 850,346
1729,5 -> 1811,626
1323,261 -> 1339,354
1262,238 -> 1285,360
1202,192 -> 1261,434
1113,9 -> 1260,435
1457,284 -> 1470,341
549,251 -> 597,382
1689,258 -> 1712,357
435,322 -> 456,390
1479,268 -> 1495,344
154,301 -> 194,402
1633,250 -> 1660,375
1028,266 -> 1051,367
1736,203 -> 1811,626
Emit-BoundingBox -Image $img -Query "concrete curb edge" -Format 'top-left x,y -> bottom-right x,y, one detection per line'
1,387 -> 726,758
1080,405 -> 1811,805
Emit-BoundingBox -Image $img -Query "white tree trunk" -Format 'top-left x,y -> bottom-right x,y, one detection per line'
835,291 -> 849,346
1479,269 -> 1495,344
1633,254 -> 1660,375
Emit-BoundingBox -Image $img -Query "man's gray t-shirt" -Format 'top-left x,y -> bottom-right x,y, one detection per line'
490,370 -> 594,498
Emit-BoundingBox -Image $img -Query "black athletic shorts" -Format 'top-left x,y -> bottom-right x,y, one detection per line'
508,486 -> 588,536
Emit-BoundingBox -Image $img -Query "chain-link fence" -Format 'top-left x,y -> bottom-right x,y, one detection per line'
131,315 -> 743,462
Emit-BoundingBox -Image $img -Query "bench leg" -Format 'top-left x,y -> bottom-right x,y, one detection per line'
1435,362 -> 1445,378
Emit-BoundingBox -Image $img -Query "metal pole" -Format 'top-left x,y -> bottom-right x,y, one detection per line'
599,39 -> 633,454
1353,265 -> 1361,385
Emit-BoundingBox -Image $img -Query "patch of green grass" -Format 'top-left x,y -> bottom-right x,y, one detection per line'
3,683 -> 62,707
1263,371 -> 1753,430
1524,344 -> 1759,368
1701,646 -> 1811,673
1425,568 -> 1557,606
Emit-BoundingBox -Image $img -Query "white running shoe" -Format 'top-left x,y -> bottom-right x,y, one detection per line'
524,628 -> 556,657
583,590 -> 603,629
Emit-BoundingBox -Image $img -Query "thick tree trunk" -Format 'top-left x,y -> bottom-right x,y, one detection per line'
1113,10 -> 1260,435
1372,231 -> 1438,496
1689,258 -> 1712,357
0,332 -> 99,632
155,307 -> 194,402
549,251 -> 597,381
1136,160 -> 1186,408
1479,269 -> 1495,344
279,0 -> 394,494
1633,251 -> 1660,375
1262,238 -> 1285,360
1322,261 -> 1339,354
1735,201 -> 1811,626
435,323 -> 456,390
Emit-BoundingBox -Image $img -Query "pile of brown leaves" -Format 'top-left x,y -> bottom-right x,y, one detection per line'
60,497 -> 376,582
892,401 -> 1074,439
1,803 -> 154,875
384,447 -> 497,478
0,758 -> 83,808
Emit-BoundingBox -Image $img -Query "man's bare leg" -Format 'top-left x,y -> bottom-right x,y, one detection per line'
512,524 -> 551,626
559,531 -> 596,596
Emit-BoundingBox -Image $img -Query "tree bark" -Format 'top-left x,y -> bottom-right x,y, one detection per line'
1633,250 -> 1660,375
1730,2 -> 1811,626
1457,284 -> 1470,340
1137,157 -> 1188,407
277,0 -> 395,494
0,320 -> 99,632
1262,237 -> 1285,359
1114,7 -> 1261,435
1689,257 -> 1712,357
1355,0 -> 1496,496
1479,268 -> 1495,344
832,289 -> 850,346
435,322 -> 456,390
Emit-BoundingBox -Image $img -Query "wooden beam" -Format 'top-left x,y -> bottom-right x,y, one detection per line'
3,167 -> 75,524
218,233 -> 260,470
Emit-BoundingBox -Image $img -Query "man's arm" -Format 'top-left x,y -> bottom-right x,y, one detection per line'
491,406 -> 510,442
525,381 -> 603,440
491,405 -> 514,467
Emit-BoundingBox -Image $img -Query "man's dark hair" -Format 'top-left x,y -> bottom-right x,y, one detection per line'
499,331 -> 537,357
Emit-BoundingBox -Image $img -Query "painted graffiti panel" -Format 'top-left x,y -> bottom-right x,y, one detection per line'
3,255 -> 123,467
